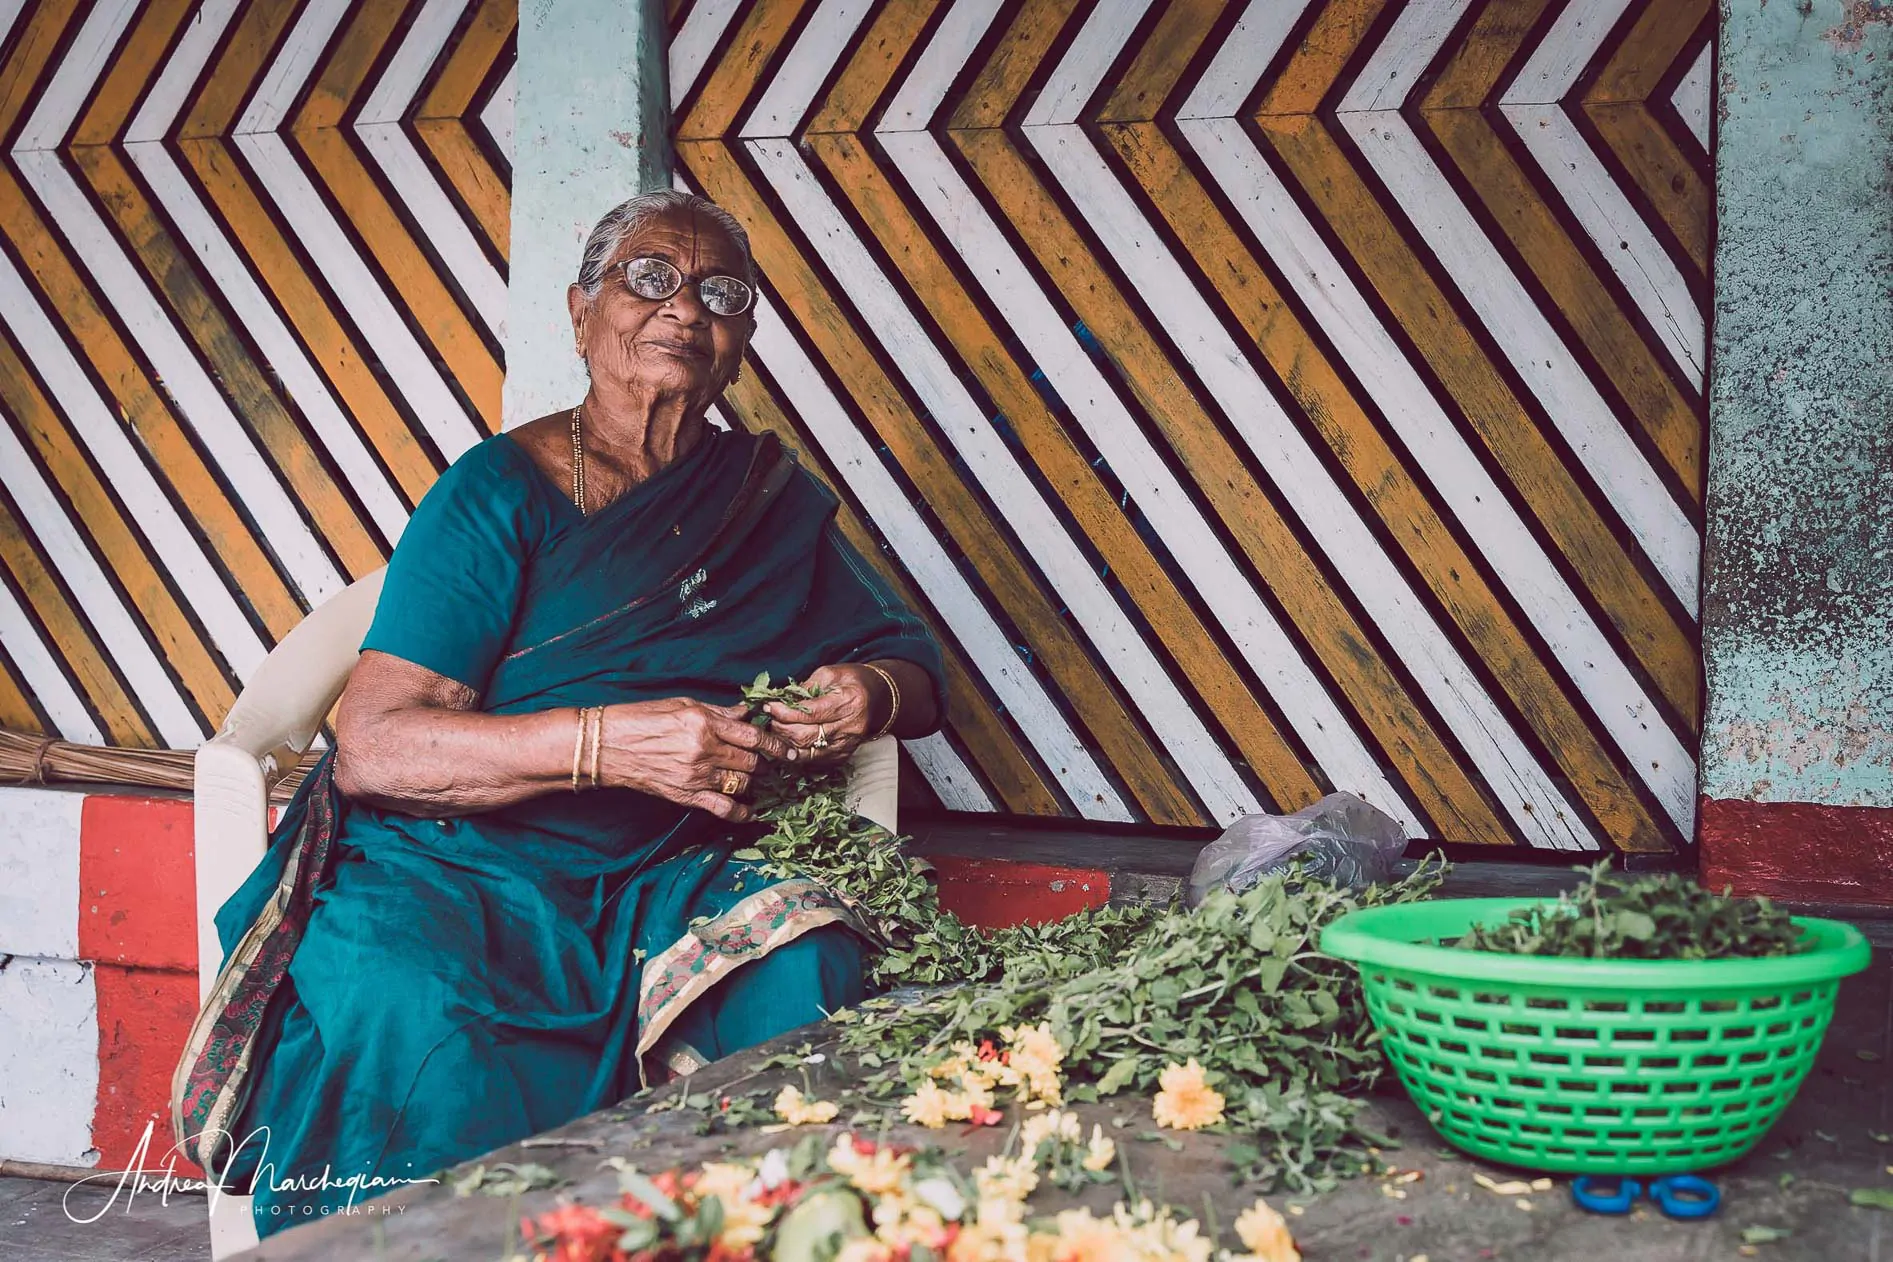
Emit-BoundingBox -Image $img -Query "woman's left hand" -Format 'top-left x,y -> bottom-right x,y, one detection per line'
763,663 -> 886,766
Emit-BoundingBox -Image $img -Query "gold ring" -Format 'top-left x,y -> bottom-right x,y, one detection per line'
719,769 -> 743,796
813,724 -> 829,749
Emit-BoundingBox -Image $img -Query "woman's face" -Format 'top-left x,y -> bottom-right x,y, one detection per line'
569,207 -> 755,408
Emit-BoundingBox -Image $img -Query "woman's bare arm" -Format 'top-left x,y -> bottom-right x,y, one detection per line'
332,650 -> 793,820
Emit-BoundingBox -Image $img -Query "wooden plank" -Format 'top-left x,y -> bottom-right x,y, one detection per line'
679,0 -> 812,139
1583,100 -> 1710,278
0,324 -> 235,733
0,642 -> 50,737
1249,117 -> 1700,736
806,0 -> 944,134
69,143 -> 389,579
1257,0 -> 1383,116
292,2 -> 504,433
176,0 -> 302,137
947,0 -> 1079,130
0,171 -> 305,643
808,130 -> 1326,810
721,371 -> 1065,818
66,0 -> 192,146
1107,120 -> 1676,853
176,137 -> 444,506
947,125 -> 1537,846
1096,0 -> 1233,122
414,118 -> 511,262
679,138 -> 1203,824
0,484 -> 150,747
418,0 -> 516,118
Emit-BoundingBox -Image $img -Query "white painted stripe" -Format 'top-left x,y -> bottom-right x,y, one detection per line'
0,787 -> 83,957
124,141 -> 412,545
1063,119 -> 1600,849
0,251 -> 267,693
740,0 -> 875,138
0,582 -> 103,745
1025,0 -> 1152,126
669,0 -> 746,111
1322,139 -> 1696,828
876,130 -> 1422,832
0,0 -> 25,60
15,150 -> 347,609
1501,0 -> 1635,104
903,734 -> 997,813
1177,0 -> 1310,120
481,64 -> 515,162
1500,103 -> 1705,385
1672,42 -> 1712,152
746,294 -> 1132,820
125,0 -> 244,141
8,0 -> 137,151
0,957 -> 100,1166
0,421 -> 206,745
237,0 -> 352,134
1336,0 -> 1468,113
237,131 -> 486,461
751,138 -> 1259,823
358,0 -> 467,124
880,0 -> 1005,132
356,123 -> 509,340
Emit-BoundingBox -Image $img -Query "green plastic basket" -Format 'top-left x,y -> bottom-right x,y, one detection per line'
1321,898 -> 1871,1175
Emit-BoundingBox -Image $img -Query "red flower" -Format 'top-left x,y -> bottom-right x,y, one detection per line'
521,1203 -> 624,1262
966,1105 -> 1004,1127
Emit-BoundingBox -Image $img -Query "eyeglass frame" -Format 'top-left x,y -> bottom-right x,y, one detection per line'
615,256 -> 757,318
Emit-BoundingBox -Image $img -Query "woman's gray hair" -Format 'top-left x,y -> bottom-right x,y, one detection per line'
574,191 -> 755,299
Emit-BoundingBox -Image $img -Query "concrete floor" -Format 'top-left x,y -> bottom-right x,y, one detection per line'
3,949 -> 1886,1262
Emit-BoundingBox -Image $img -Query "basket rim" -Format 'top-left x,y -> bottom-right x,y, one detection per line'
1320,897 -> 1872,990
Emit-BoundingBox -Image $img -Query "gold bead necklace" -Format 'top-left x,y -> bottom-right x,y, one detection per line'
569,403 -> 587,515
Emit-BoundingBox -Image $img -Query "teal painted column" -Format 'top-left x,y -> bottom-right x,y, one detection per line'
503,0 -> 672,428
1701,0 -> 1893,900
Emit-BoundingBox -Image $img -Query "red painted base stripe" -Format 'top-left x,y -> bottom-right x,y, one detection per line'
78,795 -> 198,971
91,963 -> 204,1179
1700,796 -> 1893,905
928,857 -> 1110,929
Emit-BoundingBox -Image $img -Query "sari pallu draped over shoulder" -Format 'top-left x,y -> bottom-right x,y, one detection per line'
169,427 -> 944,1225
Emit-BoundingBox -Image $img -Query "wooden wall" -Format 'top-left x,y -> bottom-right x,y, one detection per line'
1,0 -> 1713,852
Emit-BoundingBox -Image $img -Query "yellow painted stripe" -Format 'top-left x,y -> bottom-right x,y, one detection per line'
0,646 -> 44,736
1583,103 -> 1710,278
1586,0 -> 1710,103
1096,0 -> 1233,122
415,119 -> 512,263
1257,0 -> 1383,117
178,0 -> 303,138
806,0 -> 945,134
963,122 -> 1527,847
0,476 -> 153,747
0,168 -> 306,641
810,129 -> 1325,809
681,136 -> 1205,825
69,0 -> 192,145
680,0 -> 814,139
177,138 -> 443,506
419,0 -> 516,118
722,368 -> 1065,817
1425,0 -> 1548,109
949,0 -> 1080,130
0,0 -> 76,136
69,144 -> 389,579
1106,119 -> 1676,852
1253,114 -> 1700,736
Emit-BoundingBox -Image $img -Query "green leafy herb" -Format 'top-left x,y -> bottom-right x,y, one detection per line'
1453,860 -> 1804,960
451,1161 -> 565,1197
1851,1188 -> 1893,1210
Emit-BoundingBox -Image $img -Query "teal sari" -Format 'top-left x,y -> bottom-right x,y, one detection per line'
171,428 -> 943,1238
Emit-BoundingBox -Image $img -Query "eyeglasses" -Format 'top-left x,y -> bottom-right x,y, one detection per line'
618,257 -> 755,317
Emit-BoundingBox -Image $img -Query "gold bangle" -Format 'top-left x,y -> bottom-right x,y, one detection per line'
570,707 -> 587,792
587,706 -> 605,788
863,662 -> 901,739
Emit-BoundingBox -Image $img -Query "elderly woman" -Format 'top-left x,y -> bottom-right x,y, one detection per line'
175,191 -> 944,1236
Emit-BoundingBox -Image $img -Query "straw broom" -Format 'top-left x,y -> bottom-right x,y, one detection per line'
0,730 -> 319,802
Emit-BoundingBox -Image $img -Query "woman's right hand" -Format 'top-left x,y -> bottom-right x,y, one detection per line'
594,697 -> 793,821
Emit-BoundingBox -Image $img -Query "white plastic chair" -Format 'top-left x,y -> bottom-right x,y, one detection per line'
189,565 -> 900,1258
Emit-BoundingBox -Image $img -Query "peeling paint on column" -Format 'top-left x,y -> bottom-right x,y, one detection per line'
1703,0 -> 1893,808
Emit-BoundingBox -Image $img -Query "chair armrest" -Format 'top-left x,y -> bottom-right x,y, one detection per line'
845,735 -> 899,835
191,739 -> 269,1001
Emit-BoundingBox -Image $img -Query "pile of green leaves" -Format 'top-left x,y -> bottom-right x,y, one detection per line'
831,866 -> 1444,1193
1454,860 -> 1806,960
738,676 -> 1151,990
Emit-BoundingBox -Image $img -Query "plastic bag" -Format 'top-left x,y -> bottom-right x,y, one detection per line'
1185,792 -> 1408,907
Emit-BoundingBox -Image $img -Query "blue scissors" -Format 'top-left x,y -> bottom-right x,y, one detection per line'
1571,1174 -> 1721,1219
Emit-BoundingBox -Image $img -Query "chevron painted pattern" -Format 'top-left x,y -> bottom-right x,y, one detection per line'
670,0 -> 1713,849
0,0 -> 514,747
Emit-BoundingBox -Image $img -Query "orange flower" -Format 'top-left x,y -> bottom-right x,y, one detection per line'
1150,1059 -> 1224,1131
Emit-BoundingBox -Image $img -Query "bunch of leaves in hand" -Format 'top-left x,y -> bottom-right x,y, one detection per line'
1454,860 -> 1806,960
738,676 -> 1150,990
833,863 -> 1443,1193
